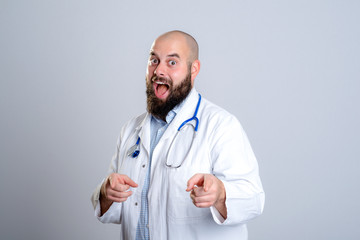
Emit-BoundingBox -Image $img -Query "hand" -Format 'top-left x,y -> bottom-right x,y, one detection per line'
100,173 -> 138,215
186,173 -> 227,219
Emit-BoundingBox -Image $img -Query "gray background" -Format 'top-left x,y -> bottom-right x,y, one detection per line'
1,0 -> 359,239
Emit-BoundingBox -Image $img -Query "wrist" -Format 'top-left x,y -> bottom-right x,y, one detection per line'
216,179 -> 226,204
100,177 -> 110,199
99,181 -> 113,216
214,179 -> 227,219
100,183 -> 106,200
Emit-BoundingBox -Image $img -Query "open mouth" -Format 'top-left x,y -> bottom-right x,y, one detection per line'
153,80 -> 170,99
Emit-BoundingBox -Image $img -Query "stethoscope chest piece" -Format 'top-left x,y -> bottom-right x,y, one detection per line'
127,137 -> 140,158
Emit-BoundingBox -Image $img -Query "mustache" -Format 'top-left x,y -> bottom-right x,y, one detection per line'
151,75 -> 171,85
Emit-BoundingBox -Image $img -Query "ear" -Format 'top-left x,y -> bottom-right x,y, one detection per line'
190,60 -> 201,84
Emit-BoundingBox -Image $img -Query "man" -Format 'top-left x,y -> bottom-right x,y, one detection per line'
91,30 -> 265,240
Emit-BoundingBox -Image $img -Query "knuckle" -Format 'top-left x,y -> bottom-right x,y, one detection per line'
196,202 -> 205,208
121,192 -> 130,198
109,173 -> 116,180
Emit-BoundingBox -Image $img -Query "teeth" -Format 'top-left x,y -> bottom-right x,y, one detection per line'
155,81 -> 166,85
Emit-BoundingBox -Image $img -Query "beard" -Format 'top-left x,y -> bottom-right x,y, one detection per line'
146,70 -> 192,120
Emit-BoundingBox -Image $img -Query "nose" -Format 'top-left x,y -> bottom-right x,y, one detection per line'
154,62 -> 166,77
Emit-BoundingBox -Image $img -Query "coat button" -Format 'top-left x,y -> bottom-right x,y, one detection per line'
135,202 -> 138,206
142,164 -> 146,168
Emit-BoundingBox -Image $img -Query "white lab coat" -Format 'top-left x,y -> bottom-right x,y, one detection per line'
91,89 -> 265,240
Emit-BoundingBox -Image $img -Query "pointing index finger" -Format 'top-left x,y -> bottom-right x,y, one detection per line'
186,173 -> 205,192
119,175 -> 138,188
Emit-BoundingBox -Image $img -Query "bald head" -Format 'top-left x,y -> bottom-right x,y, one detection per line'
147,30 -> 201,90
155,30 -> 199,63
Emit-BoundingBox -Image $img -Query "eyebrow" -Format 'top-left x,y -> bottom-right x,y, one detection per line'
167,53 -> 180,59
149,51 -> 180,59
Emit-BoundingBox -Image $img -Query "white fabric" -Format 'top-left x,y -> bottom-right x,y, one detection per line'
91,88 -> 265,240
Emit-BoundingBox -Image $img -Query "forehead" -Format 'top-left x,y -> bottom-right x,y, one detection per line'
150,35 -> 190,59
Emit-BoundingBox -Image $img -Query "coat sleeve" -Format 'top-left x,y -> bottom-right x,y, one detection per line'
90,136 -> 123,224
209,114 -> 265,225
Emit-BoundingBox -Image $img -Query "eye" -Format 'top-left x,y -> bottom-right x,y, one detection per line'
150,58 -> 158,65
169,60 -> 176,66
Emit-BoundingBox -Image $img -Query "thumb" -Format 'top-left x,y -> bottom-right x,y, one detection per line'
186,173 -> 205,192
108,175 -> 116,189
203,174 -> 213,192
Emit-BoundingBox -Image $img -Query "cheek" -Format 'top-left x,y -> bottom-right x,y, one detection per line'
146,67 -> 154,80
146,66 -> 151,76
170,70 -> 186,85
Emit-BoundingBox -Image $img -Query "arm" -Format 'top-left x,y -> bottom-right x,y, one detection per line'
212,115 -> 265,225
91,133 -> 137,223
188,115 -> 265,225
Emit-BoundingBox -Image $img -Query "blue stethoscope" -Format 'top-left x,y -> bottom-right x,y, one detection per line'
127,93 -> 202,164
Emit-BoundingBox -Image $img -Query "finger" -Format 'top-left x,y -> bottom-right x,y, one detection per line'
190,189 -> 196,201
108,195 -> 131,203
186,174 -> 205,192
111,183 -> 131,193
193,194 -> 216,204
118,175 -> 138,188
193,201 -> 213,208
192,186 -> 207,197
203,174 -> 214,192
191,192 -> 216,208
190,191 -> 214,208
108,174 -> 116,189
108,189 -> 133,199
109,174 -> 138,190
107,190 -> 132,203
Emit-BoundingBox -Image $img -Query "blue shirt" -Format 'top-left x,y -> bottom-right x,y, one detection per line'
135,103 -> 183,240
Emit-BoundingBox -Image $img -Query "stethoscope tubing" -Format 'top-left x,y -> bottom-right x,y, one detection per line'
177,94 -> 201,132
130,93 -> 202,159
